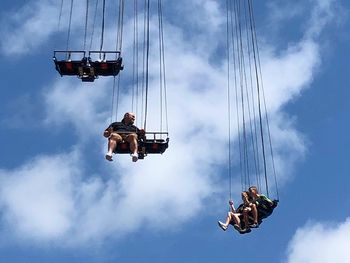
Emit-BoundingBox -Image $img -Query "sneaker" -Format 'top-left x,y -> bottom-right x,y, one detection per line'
105,153 -> 113,161
250,223 -> 259,228
238,227 -> 251,234
218,221 -> 227,231
131,153 -> 138,162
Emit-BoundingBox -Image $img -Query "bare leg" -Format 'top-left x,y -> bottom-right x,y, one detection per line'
126,133 -> 138,154
231,213 -> 241,226
251,204 -> 258,224
224,212 -> 233,226
126,133 -> 138,162
224,212 -> 240,226
243,208 -> 251,229
106,133 -> 122,161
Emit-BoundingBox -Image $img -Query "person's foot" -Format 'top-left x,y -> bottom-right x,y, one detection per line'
250,223 -> 259,228
131,153 -> 138,162
218,221 -> 227,231
105,153 -> 113,161
238,227 -> 251,234
233,224 -> 242,231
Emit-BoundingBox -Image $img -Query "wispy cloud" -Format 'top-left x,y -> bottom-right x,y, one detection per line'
0,152 -> 78,242
0,0 -> 88,56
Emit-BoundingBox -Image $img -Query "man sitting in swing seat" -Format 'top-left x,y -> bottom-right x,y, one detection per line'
104,112 -> 144,162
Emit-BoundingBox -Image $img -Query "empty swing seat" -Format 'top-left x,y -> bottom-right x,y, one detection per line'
91,57 -> 123,76
54,60 -> 83,76
53,50 -> 123,82
141,139 -> 169,154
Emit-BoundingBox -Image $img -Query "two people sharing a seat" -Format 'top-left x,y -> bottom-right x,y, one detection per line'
218,186 -> 274,233
104,112 -> 144,162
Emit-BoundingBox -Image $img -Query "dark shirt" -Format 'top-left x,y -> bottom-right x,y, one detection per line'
107,121 -> 140,134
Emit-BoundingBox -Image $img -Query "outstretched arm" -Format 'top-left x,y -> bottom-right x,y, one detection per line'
229,200 -> 236,213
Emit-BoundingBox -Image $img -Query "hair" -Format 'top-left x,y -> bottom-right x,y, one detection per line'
241,191 -> 251,203
248,186 -> 259,194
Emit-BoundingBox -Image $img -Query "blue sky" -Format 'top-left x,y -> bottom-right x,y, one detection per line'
0,0 -> 350,262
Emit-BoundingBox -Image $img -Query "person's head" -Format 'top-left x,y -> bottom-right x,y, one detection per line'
248,186 -> 259,197
241,191 -> 250,203
122,112 -> 136,125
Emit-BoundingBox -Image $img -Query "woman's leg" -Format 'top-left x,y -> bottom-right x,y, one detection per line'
224,212 -> 233,226
230,213 -> 241,226
243,207 -> 251,228
250,204 -> 258,225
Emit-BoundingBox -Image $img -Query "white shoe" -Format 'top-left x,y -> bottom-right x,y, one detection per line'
218,221 -> 227,231
131,153 -> 138,162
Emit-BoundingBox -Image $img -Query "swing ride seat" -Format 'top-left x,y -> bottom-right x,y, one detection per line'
89,50 -> 123,76
53,51 -> 95,81
90,57 -> 123,76
257,199 -> 278,220
231,200 -> 278,234
141,138 -> 169,154
54,59 -> 84,76
113,132 -> 169,160
53,50 -> 123,82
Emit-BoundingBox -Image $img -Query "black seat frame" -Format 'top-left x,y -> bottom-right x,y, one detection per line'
53,50 -> 123,82
113,132 -> 169,160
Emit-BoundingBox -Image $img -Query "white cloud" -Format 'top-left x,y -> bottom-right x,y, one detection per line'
262,40 -> 320,112
0,147 -> 218,245
43,77 -> 111,140
0,0 -> 59,56
267,0 -> 305,23
0,0 -> 340,246
286,219 -> 350,263
307,0 -> 339,38
0,0 -> 90,56
0,153 -> 78,241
